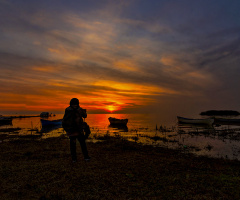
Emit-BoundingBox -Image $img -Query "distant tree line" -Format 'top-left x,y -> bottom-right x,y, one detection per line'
200,110 -> 240,116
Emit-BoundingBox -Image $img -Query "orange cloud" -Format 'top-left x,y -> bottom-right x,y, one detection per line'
114,60 -> 139,72
32,66 -> 56,72
48,46 -> 81,62
93,80 -> 178,95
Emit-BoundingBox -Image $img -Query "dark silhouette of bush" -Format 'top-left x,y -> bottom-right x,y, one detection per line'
200,110 -> 240,116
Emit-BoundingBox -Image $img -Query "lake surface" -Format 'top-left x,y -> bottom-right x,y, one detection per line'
1,113 -> 240,161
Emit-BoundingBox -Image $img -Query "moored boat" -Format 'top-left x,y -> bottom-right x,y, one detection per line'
0,116 -> 12,125
40,119 -> 62,126
108,117 -> 128,126
177,116 -> 214,126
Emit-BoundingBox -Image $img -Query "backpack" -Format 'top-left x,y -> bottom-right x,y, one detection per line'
83,122 -> 91,138
62,111 -> 77,133
62,107 -> 89,134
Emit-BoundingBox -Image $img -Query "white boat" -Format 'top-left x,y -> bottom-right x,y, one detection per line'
177,116 -> 214,126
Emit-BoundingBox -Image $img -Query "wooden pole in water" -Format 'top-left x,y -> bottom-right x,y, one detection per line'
31,121 -> 33,135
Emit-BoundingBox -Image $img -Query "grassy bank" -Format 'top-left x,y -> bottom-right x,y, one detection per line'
1,136 -> 240,200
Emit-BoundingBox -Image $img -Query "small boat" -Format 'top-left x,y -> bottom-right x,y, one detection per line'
108,117 -> 128,126
40,119 -> 62,126
177,116 -> 214,126
0,116 -> 12,125
214,118 -> 240,126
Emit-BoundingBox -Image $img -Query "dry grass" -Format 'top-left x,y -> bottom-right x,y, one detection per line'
1,136 -> 240,199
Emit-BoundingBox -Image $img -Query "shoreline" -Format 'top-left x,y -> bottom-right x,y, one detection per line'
1,136 -> 240,199
10,115 -> 40,118
2,126 -> 240,161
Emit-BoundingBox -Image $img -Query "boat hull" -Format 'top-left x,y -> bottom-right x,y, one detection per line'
108,117 -> 128,126
0,117 -> 12,125
40,119 -> 62,126
177,116 -> 214,126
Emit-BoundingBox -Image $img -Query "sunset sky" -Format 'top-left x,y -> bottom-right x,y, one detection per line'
1,0 -> 240,116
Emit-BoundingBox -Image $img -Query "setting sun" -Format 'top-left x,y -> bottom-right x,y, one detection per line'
106,105 -> 119,112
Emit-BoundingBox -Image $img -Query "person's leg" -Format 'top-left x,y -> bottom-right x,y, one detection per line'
77,134 -> 90,160
69,136 -> 77,161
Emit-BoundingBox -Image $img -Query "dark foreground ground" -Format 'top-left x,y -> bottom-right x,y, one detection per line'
1,136 -> 240,200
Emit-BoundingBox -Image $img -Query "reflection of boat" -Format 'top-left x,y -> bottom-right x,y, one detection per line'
0,116 -> 12,125
40,124 -> 62,133
214,118 -> 240,126
177,116 -> 214,126
108,124 -> 128,132
108,117 -> 128,126
40,119 -> 62,126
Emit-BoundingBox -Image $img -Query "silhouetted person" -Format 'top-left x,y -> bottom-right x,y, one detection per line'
62,98 -> 91,162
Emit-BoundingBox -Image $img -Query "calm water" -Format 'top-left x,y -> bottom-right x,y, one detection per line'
1,113 -> 240,160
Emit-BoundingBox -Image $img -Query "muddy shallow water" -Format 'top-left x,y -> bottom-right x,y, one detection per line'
1,114 -> 240,160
